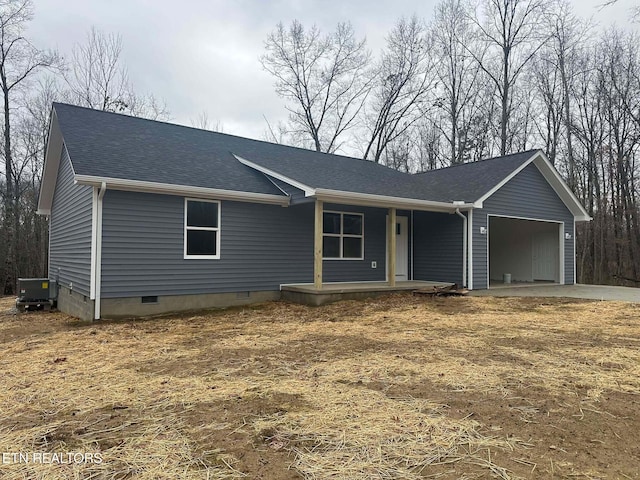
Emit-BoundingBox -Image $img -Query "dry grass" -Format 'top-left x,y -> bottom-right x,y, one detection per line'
0,294 -> 639,479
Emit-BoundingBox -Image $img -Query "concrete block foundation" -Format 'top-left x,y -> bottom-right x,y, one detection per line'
56,285 -> 94,321
99,290 -> 280,319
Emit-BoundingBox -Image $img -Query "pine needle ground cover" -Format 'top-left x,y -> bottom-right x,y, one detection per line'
1,294 -> 639,479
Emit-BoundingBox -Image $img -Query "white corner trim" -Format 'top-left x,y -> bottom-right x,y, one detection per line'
468,209 -> 473,290
90,186 -> 98,300
94,182 -> 106,320
572,220 -> 578,285
559,222 -> 566,285
73,174 -> 290,206
233,154 -> 317,197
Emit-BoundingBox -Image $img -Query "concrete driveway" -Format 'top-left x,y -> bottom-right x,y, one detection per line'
470,284 -> 640,302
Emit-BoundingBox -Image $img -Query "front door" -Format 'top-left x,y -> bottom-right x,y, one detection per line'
395,216 -> 409,281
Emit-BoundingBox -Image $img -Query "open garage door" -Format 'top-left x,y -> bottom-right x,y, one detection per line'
488,216 -> 563,287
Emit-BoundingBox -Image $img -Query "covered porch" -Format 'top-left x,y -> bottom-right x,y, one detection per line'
280,198 -> 470,306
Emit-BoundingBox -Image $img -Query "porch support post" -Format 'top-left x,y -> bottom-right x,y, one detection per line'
387,207 -> 396,286
314,199 -> 323,290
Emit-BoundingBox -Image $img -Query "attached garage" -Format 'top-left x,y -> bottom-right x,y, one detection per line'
414,150 -> 591,291
488,216 -> 563,286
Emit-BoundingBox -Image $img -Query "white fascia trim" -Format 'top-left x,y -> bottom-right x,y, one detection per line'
315,188 -> 474,212
531,155 -> 592,221
73,175 -> 290,206
234,154 -> 476,212
37,109 -> 63,215
233,155 -> 316,196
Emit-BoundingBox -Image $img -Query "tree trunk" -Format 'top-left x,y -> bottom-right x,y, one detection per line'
500,46 -> 510,156
2,81 -> 16,294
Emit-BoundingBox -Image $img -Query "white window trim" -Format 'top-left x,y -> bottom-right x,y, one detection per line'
184,198 -> 221,259
322,210 -> 365,260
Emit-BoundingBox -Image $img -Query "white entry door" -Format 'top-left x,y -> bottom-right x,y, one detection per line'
395,216 -> 409,281
532,230 -> 558,281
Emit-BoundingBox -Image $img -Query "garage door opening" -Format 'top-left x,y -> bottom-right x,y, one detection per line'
489,216 -> 563,287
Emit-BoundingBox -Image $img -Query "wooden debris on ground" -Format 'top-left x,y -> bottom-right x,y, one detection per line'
413,284 -> 469,297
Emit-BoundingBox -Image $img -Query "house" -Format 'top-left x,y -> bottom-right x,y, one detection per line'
37,103 -> 591,320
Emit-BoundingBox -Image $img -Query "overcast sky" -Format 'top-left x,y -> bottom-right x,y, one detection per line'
26,0 -> 638,142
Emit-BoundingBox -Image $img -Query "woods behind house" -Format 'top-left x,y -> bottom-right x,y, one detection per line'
1,0 -> 639,294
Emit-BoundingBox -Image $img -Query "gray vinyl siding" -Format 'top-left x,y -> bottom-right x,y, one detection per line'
49,146 -> 93,296
472,163 -> 575,289
100,194 -> 386,298
413,211 -> 464,286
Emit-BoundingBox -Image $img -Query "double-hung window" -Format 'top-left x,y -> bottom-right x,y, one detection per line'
322,211 -> 364,260
184,199 -> 220,259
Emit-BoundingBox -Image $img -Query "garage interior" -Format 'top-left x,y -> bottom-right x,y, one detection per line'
489,216 -> 561,286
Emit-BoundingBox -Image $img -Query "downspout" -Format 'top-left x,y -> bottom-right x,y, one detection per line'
454,208 -> 467,288
94,182 -> 106,320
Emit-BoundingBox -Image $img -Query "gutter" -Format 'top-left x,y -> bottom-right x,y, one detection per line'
94,182 -> 106,320
454,208 -> 468,288
314,188 -> 475,212
74,174 -> 290,207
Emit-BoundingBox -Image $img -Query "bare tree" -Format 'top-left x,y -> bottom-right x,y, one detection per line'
432,0 -> 486,165
261,20 -> 372,153
13,77 -> 60,279
531,53 -> 564,165
547,1 -> 590,183
190,110 -> 224,132
64,27 -> 130,112
0,0 -> 58,294
599,0 -> 640,21
467,0 -> 551,155
64,27 -> 169,120
361,16 -> 434,163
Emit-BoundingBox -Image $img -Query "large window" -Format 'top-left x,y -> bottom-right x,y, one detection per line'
323,211 -> 364,260
184,199 -> 220,259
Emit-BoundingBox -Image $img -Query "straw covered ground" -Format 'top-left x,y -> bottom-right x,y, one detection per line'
1,293 -> 639,479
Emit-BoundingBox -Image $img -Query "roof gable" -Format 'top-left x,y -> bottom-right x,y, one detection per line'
414,150 -> 590,221
413,150 -> 538,203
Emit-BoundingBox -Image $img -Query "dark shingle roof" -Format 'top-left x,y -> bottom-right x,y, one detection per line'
53,103 -> 539,204
55,103 -> 430,200
235,150 -> 444,202
413,150 -> 539,203
54,103 -> 283,196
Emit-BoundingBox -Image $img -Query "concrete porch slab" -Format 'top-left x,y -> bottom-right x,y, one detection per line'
281,281 -> 453,306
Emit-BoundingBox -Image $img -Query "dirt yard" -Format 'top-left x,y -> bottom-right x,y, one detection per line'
0,294 -> 639,479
